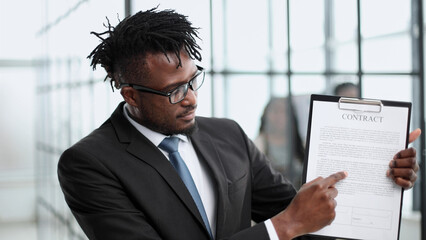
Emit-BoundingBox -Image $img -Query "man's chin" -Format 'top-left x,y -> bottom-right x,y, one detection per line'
179,121 -> 198,135
141,118 -> 197,136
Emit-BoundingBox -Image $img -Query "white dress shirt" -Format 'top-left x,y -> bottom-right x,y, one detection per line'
123,104 -> 278,240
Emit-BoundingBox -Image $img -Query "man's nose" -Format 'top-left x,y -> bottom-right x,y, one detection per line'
180,88 -> 197,106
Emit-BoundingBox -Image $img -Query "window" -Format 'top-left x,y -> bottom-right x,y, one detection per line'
32,0 -> 425,239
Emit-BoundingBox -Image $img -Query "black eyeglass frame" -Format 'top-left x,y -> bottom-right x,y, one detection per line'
115,65 -> 205,104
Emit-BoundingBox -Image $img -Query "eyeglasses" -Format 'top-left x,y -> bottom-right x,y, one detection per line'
118,65 -> 205,104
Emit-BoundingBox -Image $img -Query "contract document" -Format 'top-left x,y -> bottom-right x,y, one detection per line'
304,95 -> 411,240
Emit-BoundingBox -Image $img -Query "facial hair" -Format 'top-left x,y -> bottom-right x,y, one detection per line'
136,104 -> 198,136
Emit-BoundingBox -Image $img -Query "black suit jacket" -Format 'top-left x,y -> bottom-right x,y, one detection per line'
58,102 -> 297,240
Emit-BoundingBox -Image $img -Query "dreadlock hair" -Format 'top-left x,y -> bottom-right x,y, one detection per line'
87,7 -> 202,86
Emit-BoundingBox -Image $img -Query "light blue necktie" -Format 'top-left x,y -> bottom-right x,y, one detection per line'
159,137 -> 213,239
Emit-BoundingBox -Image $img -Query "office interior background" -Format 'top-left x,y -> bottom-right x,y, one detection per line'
1,0 -> 426,239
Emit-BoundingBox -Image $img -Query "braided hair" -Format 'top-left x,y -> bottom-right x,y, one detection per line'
87,7 -> 202,85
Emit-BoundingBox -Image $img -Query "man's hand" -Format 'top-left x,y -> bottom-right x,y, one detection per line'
271,171 -> 348,240
387,128 -> 421,189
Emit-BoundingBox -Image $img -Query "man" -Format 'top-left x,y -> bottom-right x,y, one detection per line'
333,82 -> 359,98
58,8 -> 420,240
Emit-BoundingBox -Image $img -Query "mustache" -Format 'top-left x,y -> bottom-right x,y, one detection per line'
177,105 -> 197,117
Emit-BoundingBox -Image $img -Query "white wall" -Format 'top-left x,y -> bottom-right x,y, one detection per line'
0,0 -> 42,224
0,67 -> 36,222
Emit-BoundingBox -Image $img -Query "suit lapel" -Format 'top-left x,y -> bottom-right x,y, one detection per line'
126,136 -> 205,221
110,103 -> 207,233
190,125 -> 229,238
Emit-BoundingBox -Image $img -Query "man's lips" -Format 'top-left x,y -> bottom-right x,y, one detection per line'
177,107 -> 197,121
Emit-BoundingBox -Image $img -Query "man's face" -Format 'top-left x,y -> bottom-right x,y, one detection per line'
339,87 -> 359,98
122,51 -> 199,135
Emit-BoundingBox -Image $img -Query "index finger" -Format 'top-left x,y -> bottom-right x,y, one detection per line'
323,171 -> 348,187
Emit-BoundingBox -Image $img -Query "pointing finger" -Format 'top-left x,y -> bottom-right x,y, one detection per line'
323,171 -> 348,187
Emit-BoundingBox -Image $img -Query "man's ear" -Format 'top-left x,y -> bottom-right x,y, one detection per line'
121,87 -> 139,107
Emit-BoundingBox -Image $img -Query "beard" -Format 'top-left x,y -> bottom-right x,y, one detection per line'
140,116 -> 198,136
133,104 -> 198,136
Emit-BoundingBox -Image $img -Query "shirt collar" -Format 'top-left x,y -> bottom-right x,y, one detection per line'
122,103 -> 188,146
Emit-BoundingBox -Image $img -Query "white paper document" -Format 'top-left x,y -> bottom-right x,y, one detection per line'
304,95 -> 411,240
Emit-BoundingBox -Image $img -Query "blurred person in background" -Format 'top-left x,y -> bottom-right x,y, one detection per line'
333,82 -> 360,98
255,97 -> 305,189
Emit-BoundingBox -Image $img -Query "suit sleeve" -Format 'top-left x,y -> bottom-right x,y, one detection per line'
58,147 -> 162,240
210,120 -> 296,240
231,122 -> 319,240
241,122 -> 297,222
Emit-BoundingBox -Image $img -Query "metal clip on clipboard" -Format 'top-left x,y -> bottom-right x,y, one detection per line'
338,97 -> 383,113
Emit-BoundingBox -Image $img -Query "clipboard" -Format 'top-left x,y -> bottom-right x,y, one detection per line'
303,94 -> 411,240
